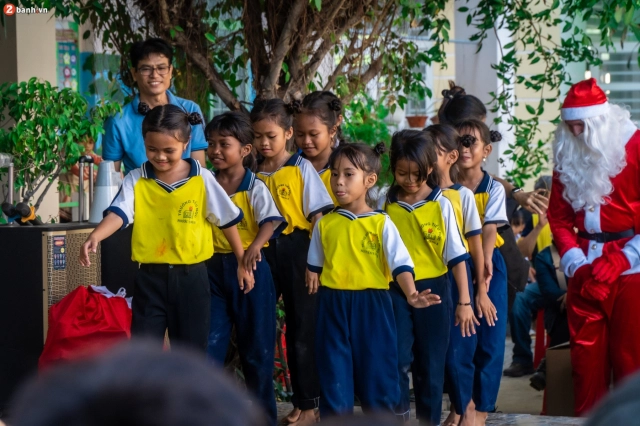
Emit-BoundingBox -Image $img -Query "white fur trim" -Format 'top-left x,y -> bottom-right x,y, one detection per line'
620,120 -> 638,145
560,247 -> 589,278
622,235 -> 640,274
561,102 -> 609,121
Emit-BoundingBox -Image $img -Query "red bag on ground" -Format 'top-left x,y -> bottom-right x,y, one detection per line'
39,285 -> 132,370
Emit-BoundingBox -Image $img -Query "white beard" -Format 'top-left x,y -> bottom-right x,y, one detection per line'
553,104 -> 636,211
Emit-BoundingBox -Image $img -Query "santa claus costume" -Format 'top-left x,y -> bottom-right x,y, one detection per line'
548,78 -> 640,416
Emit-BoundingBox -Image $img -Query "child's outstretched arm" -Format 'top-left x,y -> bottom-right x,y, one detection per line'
451,261 -> 480,337
79,213 -> 123,266
382,215 -> 441,308
243,180 -> 287,271
221,226 -> 254,294
306,219 -> 324,295
244,224 -> 274,271
396,272 -> 441,308
469,234 -> 497,325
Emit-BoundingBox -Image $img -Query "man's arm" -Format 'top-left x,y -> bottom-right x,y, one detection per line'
548,172 -> 585,277
492,174 -> 549,215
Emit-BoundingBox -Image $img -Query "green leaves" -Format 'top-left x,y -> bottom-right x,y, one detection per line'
0,79 -> 121,208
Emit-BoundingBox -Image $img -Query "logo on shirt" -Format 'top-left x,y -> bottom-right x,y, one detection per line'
237,217 -> 248,231
421,222 -> 442,245
277,184 -> 291,200
177,200 -> 200,225
361,232 -> 381,256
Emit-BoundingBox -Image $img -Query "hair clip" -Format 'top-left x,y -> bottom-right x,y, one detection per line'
459,134 -> 476,148
328,99 -> 342,112
187,112 -> 203,125
138,102 -> 151,115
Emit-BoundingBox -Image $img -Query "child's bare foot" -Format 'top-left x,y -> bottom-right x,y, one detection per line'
475,411 -> 488,426
459,400 -> 476,426
282,407 -> 301,424
443,406 -> 460,426
290,409 -> 317,425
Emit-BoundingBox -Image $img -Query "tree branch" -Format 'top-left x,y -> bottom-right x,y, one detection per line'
303,7 -> 363,82
243,0 -> 269,86
262,0 -> 307,98
157,0 -> 244,111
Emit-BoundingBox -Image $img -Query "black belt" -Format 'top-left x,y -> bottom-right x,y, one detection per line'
578,229 -> 635,243
140,262 -> 204,273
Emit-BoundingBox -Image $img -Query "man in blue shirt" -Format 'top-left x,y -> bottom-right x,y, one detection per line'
103,38 -> 207,174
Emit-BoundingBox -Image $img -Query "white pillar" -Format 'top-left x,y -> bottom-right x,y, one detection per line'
454,8 -> 515,178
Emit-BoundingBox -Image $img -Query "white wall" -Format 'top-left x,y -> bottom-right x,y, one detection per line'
454,6 -> 514,178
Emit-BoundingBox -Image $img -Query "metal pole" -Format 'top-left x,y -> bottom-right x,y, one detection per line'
78,162 -> 85,222
88,163 -> 94,205
7,162 -> 13,206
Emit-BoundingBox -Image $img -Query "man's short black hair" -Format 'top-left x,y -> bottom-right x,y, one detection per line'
129,38 -> 173,69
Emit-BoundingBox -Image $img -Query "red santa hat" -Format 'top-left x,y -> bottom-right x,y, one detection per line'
561,78 -> 609,121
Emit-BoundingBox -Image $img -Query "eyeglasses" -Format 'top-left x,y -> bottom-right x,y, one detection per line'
136,65 -> 171,76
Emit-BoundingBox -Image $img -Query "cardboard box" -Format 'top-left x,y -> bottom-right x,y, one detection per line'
546,342 -> 575,416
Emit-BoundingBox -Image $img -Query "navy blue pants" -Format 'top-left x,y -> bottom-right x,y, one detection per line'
473,249 -> 507,412
391,275 -> 452,424
206,252 -> 277,426
509,282 -> 546,366
445,260 -> 477,414
316,287 -> 400,418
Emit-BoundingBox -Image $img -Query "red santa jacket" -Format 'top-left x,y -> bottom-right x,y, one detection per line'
548,129 -> 640,277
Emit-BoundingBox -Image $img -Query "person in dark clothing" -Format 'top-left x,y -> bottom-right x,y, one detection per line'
503,243 -> 569,379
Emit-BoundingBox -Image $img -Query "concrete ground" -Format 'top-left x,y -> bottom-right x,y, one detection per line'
277,337 -> 584,425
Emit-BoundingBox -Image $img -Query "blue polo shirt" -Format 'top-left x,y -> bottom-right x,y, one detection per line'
102,91 -> 208,175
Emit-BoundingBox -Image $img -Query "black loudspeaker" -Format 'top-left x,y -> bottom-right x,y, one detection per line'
0,223 -> 137,412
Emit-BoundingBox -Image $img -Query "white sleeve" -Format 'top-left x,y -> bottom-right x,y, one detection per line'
460,187 -> 483,237
382,215 -> 415,280
484,180 -> 508,226
202,169 -> 243,228
299,158 -> 334,219
250,179 -> 286,237
439,197 -> 471,267
307,219 -> 325,272
104,169 -> 141,228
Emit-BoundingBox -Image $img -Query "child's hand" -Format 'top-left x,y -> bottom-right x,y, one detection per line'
475,292 -> 498,326
484,257 -> 493,292
243,244 -> 262,271
455,304 -> 480,337
79,237 -> 99,267
306,269 -> 320,294
407,289 -> 441,309
237,265 -> 255,294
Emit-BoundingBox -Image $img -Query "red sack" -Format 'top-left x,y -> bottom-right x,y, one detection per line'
39,285 -> 132,370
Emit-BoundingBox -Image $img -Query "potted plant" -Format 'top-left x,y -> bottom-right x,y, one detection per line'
405,100 -> 440,128
0,78 -> 120,223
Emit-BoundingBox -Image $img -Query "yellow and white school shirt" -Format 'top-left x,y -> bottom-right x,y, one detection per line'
474,171 -> 509,248
106,159 -> 243,264
256,151 -> 334,235
442,184 -> 483,252
300,151 -> 338,205
307,209 -> 414,290
212,168 -> 286,253
384,186 -> 469,280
